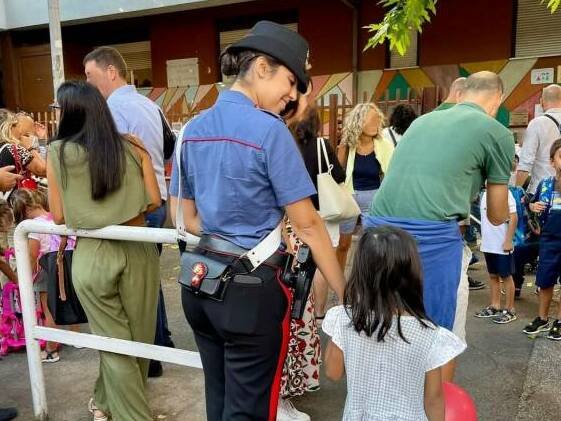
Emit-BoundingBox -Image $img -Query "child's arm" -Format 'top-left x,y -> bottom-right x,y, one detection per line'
29,238 -> 40,273
424,367 -> 445,421
503,211 -> 518,252
324,339 -> 345,381
0,259 -> 17,283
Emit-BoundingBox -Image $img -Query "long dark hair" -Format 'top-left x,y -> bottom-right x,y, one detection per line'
344,226 -> 431,342
55,80 -> 126,200
289,105 -> 321,147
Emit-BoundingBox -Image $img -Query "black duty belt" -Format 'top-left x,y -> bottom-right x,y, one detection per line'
197,235 -> 287,269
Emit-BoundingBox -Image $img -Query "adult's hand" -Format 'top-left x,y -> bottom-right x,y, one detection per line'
0,166 -> 22,192
34,122 -> 48,139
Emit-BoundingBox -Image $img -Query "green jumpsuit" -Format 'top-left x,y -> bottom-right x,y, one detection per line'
48,141 -> 159,421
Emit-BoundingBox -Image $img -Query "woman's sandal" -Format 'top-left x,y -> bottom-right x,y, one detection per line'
88,398 -> 108,421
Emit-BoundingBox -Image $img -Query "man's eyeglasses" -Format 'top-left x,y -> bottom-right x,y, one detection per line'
48,103 -> 61,111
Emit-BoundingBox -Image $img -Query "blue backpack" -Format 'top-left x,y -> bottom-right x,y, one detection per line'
528,176 -> 557,235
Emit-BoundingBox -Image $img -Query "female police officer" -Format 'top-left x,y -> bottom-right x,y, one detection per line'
169,21 -> 345,421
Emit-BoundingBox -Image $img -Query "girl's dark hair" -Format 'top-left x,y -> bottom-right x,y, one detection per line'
220,48 -> 281,79
289,105 -> 321,147
550,138 -> 561,159
9,188 -> 46,224
344,226 -> 431,342
0,199 -> 14,230
389,104 -> 418,135
55,80 -> 126,201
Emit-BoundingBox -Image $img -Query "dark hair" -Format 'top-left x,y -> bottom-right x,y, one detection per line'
55,80 -> 126,201
344,226 -> 431,342
389,104 -> 417,135
83,46 -> 127,79
220,48 -> 281,80
0,199 -> 13,230
9,188 -> 46,224
550,138 -> 561,159
289,105 -> 321,147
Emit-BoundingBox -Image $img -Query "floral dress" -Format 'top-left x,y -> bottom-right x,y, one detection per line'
280,217 -> 321,398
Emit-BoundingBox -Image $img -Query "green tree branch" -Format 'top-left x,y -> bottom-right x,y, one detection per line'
365,0 -> 560,55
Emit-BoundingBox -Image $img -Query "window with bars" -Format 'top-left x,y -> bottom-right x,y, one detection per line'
515,0 -> 561,58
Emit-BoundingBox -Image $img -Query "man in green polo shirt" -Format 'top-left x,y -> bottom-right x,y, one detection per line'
365,71 -> 514,380
371,72 -> 513,223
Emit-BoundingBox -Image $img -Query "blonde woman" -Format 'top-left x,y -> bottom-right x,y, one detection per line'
336,103 -> 394,271
0,111 -> 46,177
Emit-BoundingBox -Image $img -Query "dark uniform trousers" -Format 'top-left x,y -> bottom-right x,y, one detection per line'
182,252 -> 291,421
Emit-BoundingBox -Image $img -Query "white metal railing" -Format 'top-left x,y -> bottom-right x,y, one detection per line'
13,219 -> 201,420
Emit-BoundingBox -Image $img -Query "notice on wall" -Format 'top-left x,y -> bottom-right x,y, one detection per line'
509,111 -> 529,127
167,58 -> 199,87
531,68 -> 554,85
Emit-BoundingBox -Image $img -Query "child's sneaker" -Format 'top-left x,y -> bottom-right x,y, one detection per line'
547,319 -> 561,341
523,317 -> 552,334
474,306 -> 500,318
493,309 -> 517,324
41,350 -> 60,363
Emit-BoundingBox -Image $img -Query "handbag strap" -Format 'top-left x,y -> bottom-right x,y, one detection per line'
316,137 -> 333,175
544,114 -> 561,134
388,128 -> 398,146
56,236 -> 68,302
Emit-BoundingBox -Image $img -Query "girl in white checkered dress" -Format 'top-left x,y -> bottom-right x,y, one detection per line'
322,226 -> 466,421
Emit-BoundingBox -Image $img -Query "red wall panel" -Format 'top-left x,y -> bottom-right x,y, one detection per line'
150,11 -> 218,86
358,0 -> 386,70
419,0 -> 513,65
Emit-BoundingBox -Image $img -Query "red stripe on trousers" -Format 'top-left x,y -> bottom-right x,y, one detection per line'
268,270 -> 293,421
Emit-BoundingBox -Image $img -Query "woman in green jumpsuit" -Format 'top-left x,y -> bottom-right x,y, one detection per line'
47,80 -> 162,421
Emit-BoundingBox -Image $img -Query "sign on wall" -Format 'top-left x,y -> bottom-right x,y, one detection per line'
531,68 -> 554,85
167,58 -> 199,87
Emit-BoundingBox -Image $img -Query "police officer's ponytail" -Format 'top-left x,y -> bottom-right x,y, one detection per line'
220,48 -> 281,79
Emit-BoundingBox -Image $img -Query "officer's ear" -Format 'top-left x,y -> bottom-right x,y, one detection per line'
253,56 -> 272,81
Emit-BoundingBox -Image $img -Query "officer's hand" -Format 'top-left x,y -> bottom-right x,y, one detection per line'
0,166 -> 22,192
530,201 -> 546,213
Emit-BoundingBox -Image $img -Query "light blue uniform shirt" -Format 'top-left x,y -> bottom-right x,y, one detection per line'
170,90 -> 316,249
107,85 -> 167,200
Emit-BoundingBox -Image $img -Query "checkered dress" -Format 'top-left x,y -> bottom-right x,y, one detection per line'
323,305 -> 466,420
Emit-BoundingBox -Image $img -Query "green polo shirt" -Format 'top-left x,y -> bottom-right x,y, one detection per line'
434,102 -> 455,111
370,102 -> 514,221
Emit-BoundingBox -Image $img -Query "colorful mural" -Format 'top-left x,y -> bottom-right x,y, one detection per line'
141,55 -> 561,128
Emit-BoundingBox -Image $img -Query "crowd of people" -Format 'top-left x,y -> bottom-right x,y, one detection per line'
0,19 -> 558,421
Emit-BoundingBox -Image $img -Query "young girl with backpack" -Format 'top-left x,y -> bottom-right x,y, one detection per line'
10,188 -> 76,362
322,226 -> 466,420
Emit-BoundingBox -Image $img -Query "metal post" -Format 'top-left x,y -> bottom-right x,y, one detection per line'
14,220 -> 202,419
14,225 -> 48,419
47,0 -> 65,100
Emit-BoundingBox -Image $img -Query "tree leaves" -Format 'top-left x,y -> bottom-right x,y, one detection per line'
366,0 -> 560,55
542,0 -> 560,13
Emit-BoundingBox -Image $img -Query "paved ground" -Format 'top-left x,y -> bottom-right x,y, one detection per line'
2,243 -> 561,421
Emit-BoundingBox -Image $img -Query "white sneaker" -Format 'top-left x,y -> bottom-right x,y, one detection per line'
277,398 -> 310,421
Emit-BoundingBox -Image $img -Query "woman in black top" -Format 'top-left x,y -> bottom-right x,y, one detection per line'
289,104 -> 345,319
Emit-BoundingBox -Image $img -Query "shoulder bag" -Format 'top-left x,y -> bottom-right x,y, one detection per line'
316,137 -> 360,222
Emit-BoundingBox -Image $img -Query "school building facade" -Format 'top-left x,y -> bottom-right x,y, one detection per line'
0,0 -> 560,128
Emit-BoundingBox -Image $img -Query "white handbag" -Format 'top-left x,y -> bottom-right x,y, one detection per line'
316,137 -> 361,222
